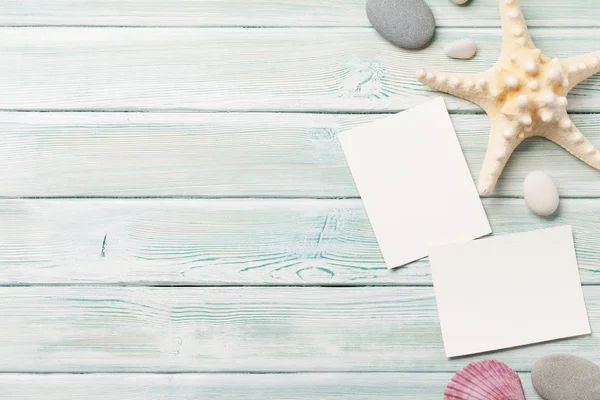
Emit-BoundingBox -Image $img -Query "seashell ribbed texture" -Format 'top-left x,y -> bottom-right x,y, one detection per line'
443,360 -> 526,400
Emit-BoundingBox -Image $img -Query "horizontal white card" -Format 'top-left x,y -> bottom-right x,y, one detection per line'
338,97 -> 490,269
429,226 -> 591,358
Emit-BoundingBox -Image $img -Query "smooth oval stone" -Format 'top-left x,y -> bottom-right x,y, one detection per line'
532,354 -> 600,400
444,38 -> 477,59
366,0 -> 436,49
524,171 -> 559,216
451,0 -> 470,4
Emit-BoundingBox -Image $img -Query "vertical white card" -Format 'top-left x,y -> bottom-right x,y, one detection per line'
338,97 -> 490,269
429,226 -> 591,358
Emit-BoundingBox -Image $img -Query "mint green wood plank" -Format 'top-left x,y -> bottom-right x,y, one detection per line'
3,28 -> 600,112
0,373 -> 542,399
2,112 -> 600,197
1,198 -> 599,285
0,0 -> 598,28
0,286 -> 597,372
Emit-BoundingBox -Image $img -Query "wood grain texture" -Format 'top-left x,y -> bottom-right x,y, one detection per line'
0,286 -> 597,372
1,198 -> 600,285
1,0 -> 599,28
0,373 -> 542,399
2,112 -> 600,197
4,28 -> 600,112
2,1 -> 600,391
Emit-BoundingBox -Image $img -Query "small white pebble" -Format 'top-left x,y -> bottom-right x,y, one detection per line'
513,27 -> 524,37
508,10 -> 520,19
416,69 -> 426,79
556,97 -> 568,107
444,38 -> 478,60
524,171 -> 559,217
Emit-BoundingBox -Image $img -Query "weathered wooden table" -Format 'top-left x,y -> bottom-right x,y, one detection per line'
1,1 -> 599,398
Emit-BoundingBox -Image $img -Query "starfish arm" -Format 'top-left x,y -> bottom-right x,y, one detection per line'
561,51 -> 600,91
477,114 -> 523,196
498,0 -> 536,59
415,69 -> 492,109
542,118 -> 600,170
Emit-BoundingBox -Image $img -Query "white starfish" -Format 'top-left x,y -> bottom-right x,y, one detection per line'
416,0 -> 600,196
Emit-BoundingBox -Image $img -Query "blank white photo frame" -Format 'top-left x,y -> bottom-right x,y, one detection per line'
429,226 -> 591,358
338,97 -> 490,269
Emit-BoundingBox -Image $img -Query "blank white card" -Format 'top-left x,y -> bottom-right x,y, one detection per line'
429,226 -> 591,358
338,97 -> 490,269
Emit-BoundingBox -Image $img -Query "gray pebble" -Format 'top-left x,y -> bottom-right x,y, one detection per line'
366,0 -> 436,49
532,354 -> 600,400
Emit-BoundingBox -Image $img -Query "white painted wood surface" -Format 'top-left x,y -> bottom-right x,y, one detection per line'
0,373 -> 542,400
1,112 -> 600,197
2,0 -> 600,397
3,28 -> 600,112
0,0 -> 598,28
0,286 -> 597,373
0,198 -> 599,285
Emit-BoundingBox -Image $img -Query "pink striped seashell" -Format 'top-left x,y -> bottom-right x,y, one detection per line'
443,360 -> 525,400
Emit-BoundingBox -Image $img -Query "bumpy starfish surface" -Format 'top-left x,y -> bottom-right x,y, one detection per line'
416,0 -> 600,195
